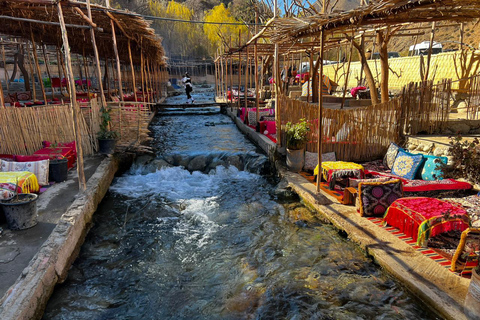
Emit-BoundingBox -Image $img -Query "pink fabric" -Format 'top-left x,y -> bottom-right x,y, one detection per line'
350,86 -> 367,98
15,155 -> 50,162
383,197 -> 470,246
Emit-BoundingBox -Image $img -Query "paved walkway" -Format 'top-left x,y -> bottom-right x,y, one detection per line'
0,156 -> 103,297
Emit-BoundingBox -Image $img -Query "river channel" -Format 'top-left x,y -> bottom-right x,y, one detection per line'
43,88 -> 438,319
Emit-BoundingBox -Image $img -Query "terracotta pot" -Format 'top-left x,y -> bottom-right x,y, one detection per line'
286,148 -> 304,172
465,268 -> 480,319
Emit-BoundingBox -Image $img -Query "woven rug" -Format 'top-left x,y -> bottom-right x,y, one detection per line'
367,217 -> 471,278
299,171 -> 344,203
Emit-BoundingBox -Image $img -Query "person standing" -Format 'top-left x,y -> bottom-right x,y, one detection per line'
182,72 -> 194,103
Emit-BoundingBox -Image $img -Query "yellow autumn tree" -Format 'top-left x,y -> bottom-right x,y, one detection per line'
204,4 -> 248,51
149,0 -> 201,57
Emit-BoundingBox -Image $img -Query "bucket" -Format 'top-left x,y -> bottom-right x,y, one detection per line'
98,138 -> 117,154
49,158 -> 68,182
0,193 -> 38,230
286,148 -> 305,172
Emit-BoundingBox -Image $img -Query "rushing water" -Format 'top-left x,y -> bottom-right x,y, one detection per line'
43,88 -> 438,320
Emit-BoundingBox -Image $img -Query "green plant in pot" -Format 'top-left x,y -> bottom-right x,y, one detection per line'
285,118 -> 310,172
97,106 -> 118,154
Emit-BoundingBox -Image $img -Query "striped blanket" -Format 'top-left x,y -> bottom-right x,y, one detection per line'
0,171 -> 40,194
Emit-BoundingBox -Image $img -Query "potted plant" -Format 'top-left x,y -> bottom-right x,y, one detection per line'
97,106 -> 118,154
285,118 -> 310,172
0,180 -> 38,230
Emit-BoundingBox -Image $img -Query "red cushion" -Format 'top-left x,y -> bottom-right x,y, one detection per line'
15,155 -> 50,162
0,154 -> 15,161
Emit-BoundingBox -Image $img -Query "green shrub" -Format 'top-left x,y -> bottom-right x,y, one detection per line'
285,118 -> 310,150
441,135 -> 480,184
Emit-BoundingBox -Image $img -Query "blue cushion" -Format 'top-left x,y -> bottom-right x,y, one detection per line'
391,150 -> 425,180
383,142 -> 403,170
420,155 -> 447,181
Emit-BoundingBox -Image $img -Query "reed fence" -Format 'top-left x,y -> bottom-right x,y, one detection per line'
279,94 -> 402,161
465,74 -> 480,120
278,78 -> 456,161
108,102 -> 155,147
0,104 -> 96,156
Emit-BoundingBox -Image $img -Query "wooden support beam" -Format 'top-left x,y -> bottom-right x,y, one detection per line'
1,40 -> 10,93
42,45 -> 54,100
73,7 -> 98,28
30,27 -> 47,105
86,0 -> 107,109
57,2 -> 86,191
316,27 -> 324,194
26,43 -> 36,100
340,36 -> 353,109
424,22 -> 436,82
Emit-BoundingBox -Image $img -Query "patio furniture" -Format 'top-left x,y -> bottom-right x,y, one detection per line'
314,161 -> 364,190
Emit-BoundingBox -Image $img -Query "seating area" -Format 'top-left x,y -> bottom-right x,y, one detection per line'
300,142 -> 479,277
0,140 -> 77,205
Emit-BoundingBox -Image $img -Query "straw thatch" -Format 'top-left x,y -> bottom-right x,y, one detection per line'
271,0 -> 480,43
0,0 -> 165,66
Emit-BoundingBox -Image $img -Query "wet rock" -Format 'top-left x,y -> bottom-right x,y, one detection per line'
134,154 -> 155,166
226,155 -> 244,171
273,180 -> 298,201
162,154 -> 175,165
286,206 -> 318,226
152,159 -> 172,170
188,155 -> 207,172
179,155 -> 192,168
208,159 -> 226,171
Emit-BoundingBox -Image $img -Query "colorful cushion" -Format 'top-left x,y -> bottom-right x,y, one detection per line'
357,179 -> 403,217
383,142 -> 403,170
420,155 -> 447,181
0,187 -> 14,200
16,91 -> 31,101
348,177 -> 390,188
391,150 -> 424,180
247,110 -> 271,126
304,151 -> 336,171
0,159 -> 50,186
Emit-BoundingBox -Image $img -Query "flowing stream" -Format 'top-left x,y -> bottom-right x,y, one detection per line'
43,87 -> 438,320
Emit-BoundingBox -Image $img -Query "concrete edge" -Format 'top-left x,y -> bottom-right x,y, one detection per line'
227,107 -> 469,320
0,156 -> 121,320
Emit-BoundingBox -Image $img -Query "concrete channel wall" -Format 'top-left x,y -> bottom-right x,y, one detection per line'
0,156 -> 128,320
226,108 -> 471,320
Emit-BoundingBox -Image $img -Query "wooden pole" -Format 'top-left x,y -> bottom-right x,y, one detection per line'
86,0 -> 107,109
42,45 -> 54,100
140,49 -> 146,104
341,37 -> 354,109
0,63 -> 4,106
424,22 -> 436,82
255,10 -> 259,123
244,46 -> 249,111
359,33 -> 365,84
274,0 -> 281,148
83,53 -> 91,100
128,40 -> 138,103
229,37 -> 233,108
316,28 -> 324,193
55,48 -> 62,97
30,31 -> 47,105
57,2 -> 86,191
238,31 -> 241,110
26,43 -> 37,101
1,40 -> 10,93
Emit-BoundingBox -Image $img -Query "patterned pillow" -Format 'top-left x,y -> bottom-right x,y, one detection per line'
420,155 -> 447,181
357,179 -> 403,217
17,91 -> 31,101
349,177 -> 390,188
383,142 -> 403,169
0,187 -> 14,200
0,159 -> 50,186
248,110 -> 272,126
304,151 -> 336,171
391,150 -> 424,180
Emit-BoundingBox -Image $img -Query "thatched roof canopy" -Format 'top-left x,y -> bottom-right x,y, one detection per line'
0,0 -> 165,66
271,0 -> 480,43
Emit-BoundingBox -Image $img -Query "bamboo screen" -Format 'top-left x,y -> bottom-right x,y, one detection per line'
278,94 -> 402,162
0,104 -> 96,156
399,79 -> 451,134
108,102 -> 155,147
466,75 -> 480,120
